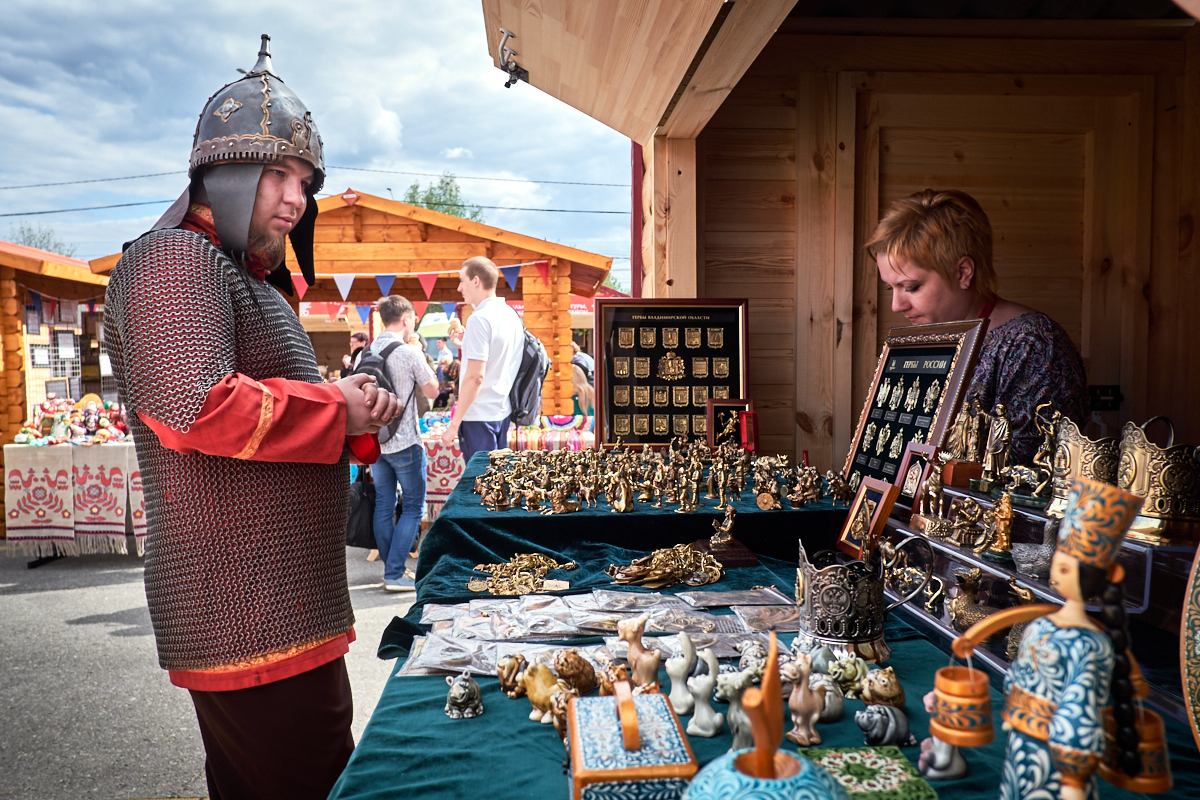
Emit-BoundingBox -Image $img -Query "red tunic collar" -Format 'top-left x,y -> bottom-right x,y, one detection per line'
180,203 -> 274,283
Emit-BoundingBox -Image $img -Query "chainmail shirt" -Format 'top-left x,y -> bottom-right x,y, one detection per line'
103,228 -> 354,673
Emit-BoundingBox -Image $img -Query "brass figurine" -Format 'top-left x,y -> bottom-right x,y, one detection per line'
981,403 -> 1012,484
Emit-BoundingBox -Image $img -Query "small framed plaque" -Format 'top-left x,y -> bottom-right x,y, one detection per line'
895,442 -> 939,508
842,319 -> 987,485
838,477 -> 900,562
596,298 -> 748,447
706,398 -> 753,449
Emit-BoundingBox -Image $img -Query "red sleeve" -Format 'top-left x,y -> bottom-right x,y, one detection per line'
140,373 -> 350,464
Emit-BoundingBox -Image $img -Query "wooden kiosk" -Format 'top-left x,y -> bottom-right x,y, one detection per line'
91,189 -> 613,416
482,1 -> 1200,466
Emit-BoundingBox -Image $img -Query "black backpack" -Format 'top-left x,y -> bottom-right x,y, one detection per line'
508,328 -> 551,427
353,340 -> 416,444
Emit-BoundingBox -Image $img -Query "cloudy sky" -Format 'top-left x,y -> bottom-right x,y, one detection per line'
0,0 -> 633,288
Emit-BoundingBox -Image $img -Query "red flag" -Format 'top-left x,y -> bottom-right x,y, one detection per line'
327,303 -> 346,322
43,297 -> 58,321
292,274 -> 309,300
535,260 -> 550,286
417,273 -> 438,299
413,301 -> 429,321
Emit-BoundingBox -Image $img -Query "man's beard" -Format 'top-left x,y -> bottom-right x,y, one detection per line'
247,227 -> 287,270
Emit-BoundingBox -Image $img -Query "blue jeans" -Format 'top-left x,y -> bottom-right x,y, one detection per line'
459,417 -> 510,464
369,444 -> 427,582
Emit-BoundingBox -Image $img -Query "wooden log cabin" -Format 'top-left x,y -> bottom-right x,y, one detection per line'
483,1 -> 1200,468
91,190 -> 613,416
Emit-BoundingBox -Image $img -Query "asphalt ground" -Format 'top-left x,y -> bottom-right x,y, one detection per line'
0,540 -> 415,800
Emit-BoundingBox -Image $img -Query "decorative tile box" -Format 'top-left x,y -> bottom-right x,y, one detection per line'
567,685 -> 698,800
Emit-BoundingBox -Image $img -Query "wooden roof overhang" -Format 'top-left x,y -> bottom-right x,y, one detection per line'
481,0 -> 796,144
1,240 -> 108,299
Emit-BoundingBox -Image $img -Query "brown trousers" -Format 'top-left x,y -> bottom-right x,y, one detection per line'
189,657 -> 355,800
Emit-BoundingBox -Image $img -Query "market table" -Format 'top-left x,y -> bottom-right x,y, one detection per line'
330,454 -> 1200,800
3,442 -> 145,557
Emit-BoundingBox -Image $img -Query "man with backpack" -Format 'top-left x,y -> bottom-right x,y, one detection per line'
362,296 -> 438,592
441,257 -> 528,462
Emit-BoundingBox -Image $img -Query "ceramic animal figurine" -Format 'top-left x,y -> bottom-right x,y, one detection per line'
554,648 -> 596,695
497,653 -> 527,698
918,690 -> 967,780
829,655 -> 869,699
1005,581 -> 1040,662
810,672 -> 844,722
1011,516 -> 1060,580
617,613 -> 662,689
519,661 -> 561,724
686,649 -> 725,738
855,703 -> 917,747
597,659 -> 630,696
860,666 -> 906,708
444,671 -> 483,719
783,654 -> 823,745
665,632 -> 697,715
550,683 -> 578,744
736,639 -> 767,680
715,669 -> 755,752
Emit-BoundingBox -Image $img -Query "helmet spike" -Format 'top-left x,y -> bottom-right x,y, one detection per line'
249,34 -> 275,77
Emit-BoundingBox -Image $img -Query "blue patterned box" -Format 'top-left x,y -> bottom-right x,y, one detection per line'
567,692 -> 698,800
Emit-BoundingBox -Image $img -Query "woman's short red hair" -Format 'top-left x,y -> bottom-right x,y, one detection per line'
865,189 -> 997,301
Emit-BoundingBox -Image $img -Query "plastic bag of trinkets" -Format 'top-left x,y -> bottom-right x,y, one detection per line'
604,632 -> 769,661
448,612 -> 506,640
677,587 -> 793,607
731,604 -> 802,632
490,608 -> 586,640
563,589 -> 691,612
399,633 -> 498,676
468,597 -> 523,616
420,603 -> 470,624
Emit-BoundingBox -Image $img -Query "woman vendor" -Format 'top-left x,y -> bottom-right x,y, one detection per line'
866,189 -> 1088,465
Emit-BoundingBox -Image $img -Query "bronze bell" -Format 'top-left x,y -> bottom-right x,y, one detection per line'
1117,417 -> 1200,545
1046,417 -> 1119,518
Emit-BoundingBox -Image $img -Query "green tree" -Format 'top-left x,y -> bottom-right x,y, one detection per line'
602,271 -> 627,294
402,172 -> 485,223
8,222 -> 77,257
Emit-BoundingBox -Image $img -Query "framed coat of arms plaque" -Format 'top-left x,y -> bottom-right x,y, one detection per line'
595,298 -> 748,447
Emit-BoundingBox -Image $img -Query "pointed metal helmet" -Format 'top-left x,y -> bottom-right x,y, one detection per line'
175,35 -> 323,290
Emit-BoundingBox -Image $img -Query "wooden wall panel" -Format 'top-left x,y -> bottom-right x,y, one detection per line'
875,127 -> 1088,352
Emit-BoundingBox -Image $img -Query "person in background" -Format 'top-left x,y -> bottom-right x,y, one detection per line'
435,336 -> 454,365
435,358 -> 460,410
440,256 -> 524,462
370,296 -> 438,592
570,340 -> 594,385
342,331 -> 368,377
867,189 -> 1088,464
571,364 -> 594,415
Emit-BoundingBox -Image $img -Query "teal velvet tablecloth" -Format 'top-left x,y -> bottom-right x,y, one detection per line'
331,454 -> 1200,800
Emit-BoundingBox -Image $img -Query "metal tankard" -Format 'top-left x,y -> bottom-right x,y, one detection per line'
1117,417 -> 1200,545
794,536 -> 933,663
1046,417 -> 1119,518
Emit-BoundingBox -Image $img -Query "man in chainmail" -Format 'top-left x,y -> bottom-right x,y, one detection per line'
102,36 -> 399,800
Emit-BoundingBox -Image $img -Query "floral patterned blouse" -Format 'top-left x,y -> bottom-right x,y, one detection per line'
964,311 -> 1088,466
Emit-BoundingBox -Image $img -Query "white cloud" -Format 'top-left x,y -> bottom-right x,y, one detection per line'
0,1 -> 631,269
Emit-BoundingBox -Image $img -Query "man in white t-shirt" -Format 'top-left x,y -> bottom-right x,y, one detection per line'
441,256 -> 524,462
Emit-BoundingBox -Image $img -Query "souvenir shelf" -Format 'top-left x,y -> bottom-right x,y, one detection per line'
881,486 -> 1194,721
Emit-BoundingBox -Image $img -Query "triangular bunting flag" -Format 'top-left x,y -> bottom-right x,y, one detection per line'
376,275 -> 395,296
291,274 -> 309,300
441,302 -> 457,318
86,299 -> 97,314
28,291 -> 42,316
43,297 -> 58,321
333,274 -> 355,301
499,265 -> 521,292
417,273 -> 438,299
327,303 -> 346,323
356,305 -> 371,323
534,260 -> 550,286
413,301 -> 429,321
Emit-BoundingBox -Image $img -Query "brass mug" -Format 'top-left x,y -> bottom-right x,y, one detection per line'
1046,417 -> 1119,518
1117,417 -> 1200,545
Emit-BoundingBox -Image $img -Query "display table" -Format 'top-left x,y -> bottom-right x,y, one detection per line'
329,453 -> 1200,800
3,442 -> 145,557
